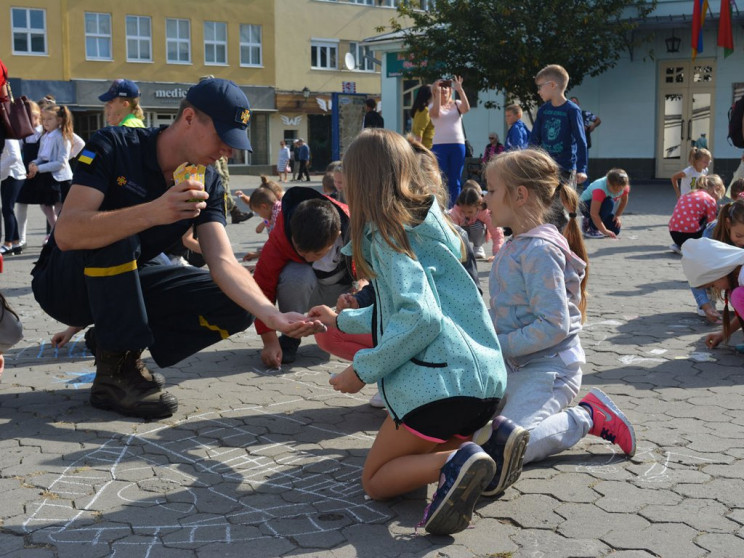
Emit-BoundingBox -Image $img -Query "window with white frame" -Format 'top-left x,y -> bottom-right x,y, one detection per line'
350,0 -> 374,4
239,24 -> 262,67
11,7 -> 46,55
126,15 -> 151,62
85,12 -> 112,60
349,42 -> 374,72
378,0 -> 400,6
204,21 -> 227,65
311,39 -> 338,70
166,18 -> 191,64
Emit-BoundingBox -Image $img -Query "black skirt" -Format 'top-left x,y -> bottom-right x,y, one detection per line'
16,172 -> 61,206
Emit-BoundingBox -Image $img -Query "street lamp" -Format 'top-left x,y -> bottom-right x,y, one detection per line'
302,87 -> 310,101
665,31 -> 681,53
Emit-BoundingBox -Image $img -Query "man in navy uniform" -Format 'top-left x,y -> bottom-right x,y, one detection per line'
32,78 -> 323,419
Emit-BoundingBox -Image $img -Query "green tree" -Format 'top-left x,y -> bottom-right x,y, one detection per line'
392,0 -> 656,116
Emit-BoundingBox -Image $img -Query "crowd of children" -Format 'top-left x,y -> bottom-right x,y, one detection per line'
9,60 -> 744,540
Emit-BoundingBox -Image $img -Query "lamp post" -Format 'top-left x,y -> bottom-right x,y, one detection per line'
665,31 -> 681,53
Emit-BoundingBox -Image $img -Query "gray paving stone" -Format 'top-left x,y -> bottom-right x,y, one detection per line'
601,523 -> 704,557
2,181 -> 744,556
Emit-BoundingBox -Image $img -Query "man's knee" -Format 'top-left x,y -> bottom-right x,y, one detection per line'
276,262 -> 317,311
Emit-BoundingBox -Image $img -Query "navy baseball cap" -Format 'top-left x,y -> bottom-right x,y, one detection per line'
98,79 -> 140,101
186,78 -> 252,152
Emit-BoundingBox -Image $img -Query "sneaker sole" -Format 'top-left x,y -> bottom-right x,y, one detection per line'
424,453 -> 495,536
482,427 -> 530,498
588,388 -> 636,457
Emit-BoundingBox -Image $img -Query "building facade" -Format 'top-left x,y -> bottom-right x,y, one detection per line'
366,0 -> 744,181
2,0 -> 410,171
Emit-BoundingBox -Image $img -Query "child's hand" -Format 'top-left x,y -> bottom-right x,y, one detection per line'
576,173 -> 587,184
242,251 -> 261,261
234,190 -> 244,197
329,365 -> 365,394
706,331 -> 724,349
486,255 -> 495,262
701,304 -> 722,324
352,278 -> 369,293
604,230 -> 617,239
336,293 -> 359,311
255,222 -> 266,234
52,326 -> 82,348
307,305 -> 338,328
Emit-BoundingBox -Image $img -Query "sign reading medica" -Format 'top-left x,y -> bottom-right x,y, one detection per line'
73,80 -> 276,110
154,87 -> 189,99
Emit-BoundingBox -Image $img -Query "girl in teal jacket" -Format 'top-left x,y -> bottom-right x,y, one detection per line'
309,129 -> 526,536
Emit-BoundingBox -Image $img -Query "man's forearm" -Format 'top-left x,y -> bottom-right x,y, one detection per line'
56,203 -> 158,251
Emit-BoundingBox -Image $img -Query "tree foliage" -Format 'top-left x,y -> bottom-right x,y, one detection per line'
392,0 -> 656,112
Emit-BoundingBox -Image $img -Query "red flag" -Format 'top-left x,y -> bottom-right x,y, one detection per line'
692,0 -> 708,60
718,0 -> 734,57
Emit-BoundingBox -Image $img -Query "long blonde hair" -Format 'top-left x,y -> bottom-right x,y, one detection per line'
343,129 -> 441,279
485,148 -> 589,320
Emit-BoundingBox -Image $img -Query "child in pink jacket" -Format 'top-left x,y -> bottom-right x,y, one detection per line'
448,180 -> 504,260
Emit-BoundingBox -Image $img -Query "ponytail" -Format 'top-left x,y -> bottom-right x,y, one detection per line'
46,105 -> 74,143
128,97 -> 144,120
556,183 -> 589,322
721,267 -> 742,342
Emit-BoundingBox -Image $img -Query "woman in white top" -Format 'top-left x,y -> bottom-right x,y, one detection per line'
0,139 -> 27,254
277,140 -> 291,183
430,75 -> 471,206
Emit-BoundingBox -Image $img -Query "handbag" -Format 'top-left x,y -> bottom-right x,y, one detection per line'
1,83 -> 34,140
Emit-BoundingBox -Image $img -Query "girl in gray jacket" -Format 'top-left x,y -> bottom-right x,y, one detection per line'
484,148 -> 636,463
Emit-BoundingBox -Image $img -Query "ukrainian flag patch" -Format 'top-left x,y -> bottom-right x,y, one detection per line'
78,149 -> 96,165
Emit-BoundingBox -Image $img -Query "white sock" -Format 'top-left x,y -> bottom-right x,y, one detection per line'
472,424 -> 491,445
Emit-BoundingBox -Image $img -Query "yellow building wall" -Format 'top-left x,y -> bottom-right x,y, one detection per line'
0,0 -> 276,85
0,0 -> 67,80
274,0 -> 395,95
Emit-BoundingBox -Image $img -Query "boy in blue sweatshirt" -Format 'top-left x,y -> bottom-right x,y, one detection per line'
504,104 -> 530,151
529,64 -> 588,188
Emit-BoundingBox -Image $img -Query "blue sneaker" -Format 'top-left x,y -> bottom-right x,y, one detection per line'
480,416 -> 530,497
583,228 -> 604,239
420,442 -> 495,535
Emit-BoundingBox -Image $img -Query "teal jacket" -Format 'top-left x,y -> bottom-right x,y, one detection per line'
337,198 -> 506,423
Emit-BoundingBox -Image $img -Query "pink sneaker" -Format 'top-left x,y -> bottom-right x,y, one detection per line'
579,388 -> 636,457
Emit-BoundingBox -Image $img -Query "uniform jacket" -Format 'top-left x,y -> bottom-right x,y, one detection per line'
337,198 -> 506,422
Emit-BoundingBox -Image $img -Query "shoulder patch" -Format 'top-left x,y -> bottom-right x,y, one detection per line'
78,149 -> 96,165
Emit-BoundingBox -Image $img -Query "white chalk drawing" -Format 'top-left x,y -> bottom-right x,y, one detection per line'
618,355 -> 666,365
637,448 -> 715,483
689,351 -> 716,363
9,334 -> 92,361
646,348 -> 668,355
21,402 -> 388,555
575,445 -> 715,484
584,319 -> 624,329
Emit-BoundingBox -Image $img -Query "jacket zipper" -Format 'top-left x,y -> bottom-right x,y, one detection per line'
372,282 -> 401,426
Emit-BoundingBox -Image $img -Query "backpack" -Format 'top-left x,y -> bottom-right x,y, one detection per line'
729,94 -> 744,148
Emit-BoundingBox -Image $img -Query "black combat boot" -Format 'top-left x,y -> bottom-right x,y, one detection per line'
84,327 -> 165,389
230,206 -> 254,224
90,349 -> 178,419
